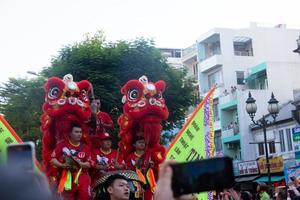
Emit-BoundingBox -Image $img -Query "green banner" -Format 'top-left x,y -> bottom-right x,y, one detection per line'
0,116 -> 42,172
166,86 -> 216,200
0,115 -> 22,163
166,107 -> 205,161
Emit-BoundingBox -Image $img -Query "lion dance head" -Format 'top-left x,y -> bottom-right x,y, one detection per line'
40,74 -> 92,177
118,75 -> 169,168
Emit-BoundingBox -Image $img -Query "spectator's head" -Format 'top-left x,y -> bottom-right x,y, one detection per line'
241,191 -> 252,200
104,174 -> 130,200
276,190 -> 287,200
0,167 -> 53,200
69,122 -> 82,143
99,132 -> 113,150
133,136 -> 145,151
257,182 -> 268,193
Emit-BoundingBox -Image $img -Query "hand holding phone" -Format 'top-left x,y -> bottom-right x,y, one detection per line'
170,157 -> 234,197
6,142 -> 35,171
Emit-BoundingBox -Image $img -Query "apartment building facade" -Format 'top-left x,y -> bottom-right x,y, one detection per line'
191,23 -> 300,162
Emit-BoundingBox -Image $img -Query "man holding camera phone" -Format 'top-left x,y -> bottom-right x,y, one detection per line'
50,122 -> 92,200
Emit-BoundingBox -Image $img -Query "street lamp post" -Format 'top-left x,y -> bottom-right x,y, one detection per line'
245,92 -> 279,188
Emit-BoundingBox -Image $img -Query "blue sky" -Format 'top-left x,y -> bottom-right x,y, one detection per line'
0,0 -> 299,84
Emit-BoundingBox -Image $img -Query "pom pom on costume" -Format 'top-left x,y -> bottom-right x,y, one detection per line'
40,74 -> 92,180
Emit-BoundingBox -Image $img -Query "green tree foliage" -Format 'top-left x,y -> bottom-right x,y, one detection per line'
0,77 -> 44,160
0,32 -> 198,152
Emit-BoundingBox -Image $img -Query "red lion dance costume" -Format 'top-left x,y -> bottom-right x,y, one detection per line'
40,74 -> 92,182
118,75 -> 169,199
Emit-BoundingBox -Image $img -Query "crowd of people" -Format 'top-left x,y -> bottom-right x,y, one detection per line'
46,98 -> 161,200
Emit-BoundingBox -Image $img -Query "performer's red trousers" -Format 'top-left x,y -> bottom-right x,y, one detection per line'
61,173 -> 91,200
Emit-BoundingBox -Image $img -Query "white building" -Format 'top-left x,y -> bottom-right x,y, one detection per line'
181,44 -> 200,116
251,101 -> 297,160
159,48 -> 183,69
194,23 -> 300,161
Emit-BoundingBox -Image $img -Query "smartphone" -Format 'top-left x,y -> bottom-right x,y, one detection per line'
170,156 -> 234,197
6,142 -> 35,171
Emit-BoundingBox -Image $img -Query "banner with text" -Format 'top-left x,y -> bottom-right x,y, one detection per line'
258,156 -> 284,174
0,115 -> 42,172
0,115 -> 23,162
166,85 -> 216,200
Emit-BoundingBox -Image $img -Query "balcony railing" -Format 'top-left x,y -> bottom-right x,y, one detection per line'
222,124 -> 239,138
234,50 -> 253,56
202,48 -> 221,61
182,44 -> 197,58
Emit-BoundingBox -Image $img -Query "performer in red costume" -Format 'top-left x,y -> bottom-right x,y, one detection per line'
90,97 -> 114,148
126,136 -> 154,173
50,122 -> 91,200
40,74 -> 92,185
118,76 -> 169,200
126,135 -> 157,200
118,75 -> 169,170
91,132 -> 125,188
95,98 -> 114,133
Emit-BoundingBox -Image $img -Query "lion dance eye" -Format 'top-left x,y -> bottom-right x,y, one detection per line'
128,89 -> 139,101
81,90 -> 88,101
48,87 -> 60,99
156,92 -> 162,99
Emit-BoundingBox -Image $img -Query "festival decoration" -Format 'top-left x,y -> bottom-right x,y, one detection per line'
166,85 -> 216,200
40,74 -> 92,178
118,75 -> 169,176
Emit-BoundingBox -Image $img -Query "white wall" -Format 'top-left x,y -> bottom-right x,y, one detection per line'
267,62 -> 300,100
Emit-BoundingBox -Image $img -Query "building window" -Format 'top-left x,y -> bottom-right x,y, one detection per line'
247,70 -> 268,90
279,130 -> 286,152
258,143 -> 264,156
233,36 -> 253,56
214,131 -> 222,152
208,70 -> 223,89
193,63 -> 198,77
213,99 -> 219,121
269,141 -> 276,154
236,71 -> 245,85
286,128 -> 293,151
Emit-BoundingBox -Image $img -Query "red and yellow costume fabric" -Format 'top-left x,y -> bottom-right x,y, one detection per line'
89,111 -> 114,149
95,111 -> 114,134
91,148 -> 125,186
51,140 -> 91,200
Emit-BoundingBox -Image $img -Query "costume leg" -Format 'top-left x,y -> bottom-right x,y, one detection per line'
61,190 -> 76,200
144,189 -> 153,200
77,174 -> 91,200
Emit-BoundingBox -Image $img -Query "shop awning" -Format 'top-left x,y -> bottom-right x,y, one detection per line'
245,62 -> 267,81
235,175 -> 260,182
254,175 -> 285,182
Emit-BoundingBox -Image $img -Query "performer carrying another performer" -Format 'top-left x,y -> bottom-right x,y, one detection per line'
50,122 -> 92,200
